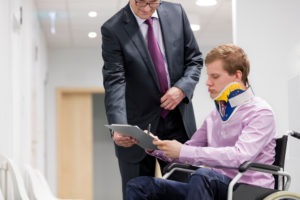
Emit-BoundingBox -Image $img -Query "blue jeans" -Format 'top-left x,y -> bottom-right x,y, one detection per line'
126,168 -> 232,200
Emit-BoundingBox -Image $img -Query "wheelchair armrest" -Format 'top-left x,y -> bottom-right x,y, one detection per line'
239,161 -> 280,173
163,163 -> 198,174
162,163 -> 199,181
228,161 -> 291,200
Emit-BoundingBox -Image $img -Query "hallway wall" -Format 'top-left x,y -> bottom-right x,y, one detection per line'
233,0 -> 300,192
0,0 -> 13,158
0,0 -> 48,171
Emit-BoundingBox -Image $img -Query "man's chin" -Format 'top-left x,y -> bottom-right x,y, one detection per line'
136,12 -> 152,19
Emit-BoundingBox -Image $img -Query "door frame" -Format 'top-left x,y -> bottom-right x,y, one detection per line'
56,87 -> 104,199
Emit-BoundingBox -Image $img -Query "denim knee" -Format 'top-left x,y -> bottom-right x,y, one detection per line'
191,167 -> 232,187
193,167 -> 213,177
190,168 -> 220,182
127,176 -> 154,190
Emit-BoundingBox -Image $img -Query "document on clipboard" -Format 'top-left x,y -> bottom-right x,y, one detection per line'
105,124 -> 158,150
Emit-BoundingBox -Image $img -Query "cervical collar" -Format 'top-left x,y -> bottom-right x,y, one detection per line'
214,82 -> 254,121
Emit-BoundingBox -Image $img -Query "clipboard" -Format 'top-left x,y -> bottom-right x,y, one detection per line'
105,124 -> 158,150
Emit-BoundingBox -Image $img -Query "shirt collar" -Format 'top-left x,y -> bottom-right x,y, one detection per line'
129,5 -> 159,26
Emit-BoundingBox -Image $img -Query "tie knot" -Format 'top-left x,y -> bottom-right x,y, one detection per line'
145,18 -> 153,26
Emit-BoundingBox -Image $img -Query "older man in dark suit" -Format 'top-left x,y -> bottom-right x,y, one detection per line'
101,0 -> 203,199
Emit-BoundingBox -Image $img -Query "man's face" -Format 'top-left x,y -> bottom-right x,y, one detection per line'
206,59 -> 240,99
130,0 -> 160,19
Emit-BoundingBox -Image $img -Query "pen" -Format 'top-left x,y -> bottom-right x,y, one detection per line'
147,124 -> 151,135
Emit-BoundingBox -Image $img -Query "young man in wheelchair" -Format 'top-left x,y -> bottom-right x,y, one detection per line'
126,44 -> 276,200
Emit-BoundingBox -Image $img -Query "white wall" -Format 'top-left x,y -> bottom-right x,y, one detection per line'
0,0 -> 48,174
0,0 -> 13,158
287,75 -> 300,192
233,0 -> 300,192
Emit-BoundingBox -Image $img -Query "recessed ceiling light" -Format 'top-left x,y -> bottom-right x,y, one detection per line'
190,24 -> 201,32
88,11 -> 98,18
196,0 -> 217,6
49,12 -> 56,34
88,32 -> 97,38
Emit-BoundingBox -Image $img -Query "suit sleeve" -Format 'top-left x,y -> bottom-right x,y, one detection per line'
101,25 -> 128,124
173,5 -> 203,103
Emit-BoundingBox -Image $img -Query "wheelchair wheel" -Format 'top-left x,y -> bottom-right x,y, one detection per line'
263,191 -> 300,200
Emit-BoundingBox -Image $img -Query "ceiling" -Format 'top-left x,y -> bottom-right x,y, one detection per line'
34,0 -> 232,50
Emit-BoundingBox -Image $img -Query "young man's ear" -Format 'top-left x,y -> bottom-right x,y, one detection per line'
235,70 -> 243,81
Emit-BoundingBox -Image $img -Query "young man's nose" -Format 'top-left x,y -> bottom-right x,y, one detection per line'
206,79 -> 212,86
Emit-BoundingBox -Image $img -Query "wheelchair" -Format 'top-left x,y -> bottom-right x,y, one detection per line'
162,130 -> 300,200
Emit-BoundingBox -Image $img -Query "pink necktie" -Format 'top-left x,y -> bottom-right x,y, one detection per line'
145,18 -> 169,118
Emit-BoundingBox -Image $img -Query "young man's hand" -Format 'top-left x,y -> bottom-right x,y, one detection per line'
153,139 -> 183,159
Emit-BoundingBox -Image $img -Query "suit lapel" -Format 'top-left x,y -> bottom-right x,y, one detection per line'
122,5 -> 161,91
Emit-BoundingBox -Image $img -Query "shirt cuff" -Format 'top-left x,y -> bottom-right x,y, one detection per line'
178,145 -> 198,164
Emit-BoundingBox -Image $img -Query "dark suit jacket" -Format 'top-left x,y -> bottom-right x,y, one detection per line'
101,1 -> 203,163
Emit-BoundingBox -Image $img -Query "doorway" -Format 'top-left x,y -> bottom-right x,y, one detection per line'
56,88 -> 121,200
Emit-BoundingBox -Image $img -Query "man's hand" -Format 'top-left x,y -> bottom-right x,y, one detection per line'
153,139 -> 183,159
160,87 -> 185,110
112,131 -> 137,147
